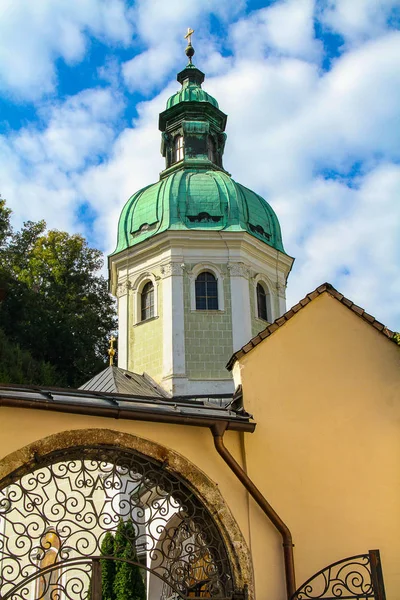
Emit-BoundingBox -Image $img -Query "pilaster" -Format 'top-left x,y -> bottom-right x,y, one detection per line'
116,279 -> 130,370
161,262 -> 186,394
228,263 -> 252,352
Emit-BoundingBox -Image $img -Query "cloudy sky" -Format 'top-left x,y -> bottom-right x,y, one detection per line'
1,0 -> 400,329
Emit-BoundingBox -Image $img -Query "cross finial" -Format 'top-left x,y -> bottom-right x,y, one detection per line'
184,27 -> 194,45
184,28 -> 195,63
108,336 -> 116,366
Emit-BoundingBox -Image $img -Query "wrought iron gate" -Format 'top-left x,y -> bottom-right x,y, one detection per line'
0,445 -> 240,599
291,550 -> 386,600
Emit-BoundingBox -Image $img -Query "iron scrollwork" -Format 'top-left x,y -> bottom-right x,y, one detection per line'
0,446 -> 234,599
292,550 -> 386,600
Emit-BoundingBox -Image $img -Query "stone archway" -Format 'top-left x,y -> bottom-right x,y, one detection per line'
0,429 -> 254,599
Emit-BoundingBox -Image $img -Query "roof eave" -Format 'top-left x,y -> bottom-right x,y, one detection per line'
0,387 -> 256,433
227,282 -> 397,371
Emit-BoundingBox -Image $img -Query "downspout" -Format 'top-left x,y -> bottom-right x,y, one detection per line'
211,422 -> 296,600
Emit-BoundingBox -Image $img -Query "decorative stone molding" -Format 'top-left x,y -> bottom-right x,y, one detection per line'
130,271 -> 159,324
160,262 -> 185,278
131,271 -> 154,291
116,279 -> 131,298
252,273 -> 274,323
276,282 -> 287,297
227,263 -> 250,278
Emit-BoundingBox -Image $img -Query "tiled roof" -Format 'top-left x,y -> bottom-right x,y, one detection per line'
227,282 -> 397,371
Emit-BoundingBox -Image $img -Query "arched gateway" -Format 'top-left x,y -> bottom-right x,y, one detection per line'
0,432 -> 252,600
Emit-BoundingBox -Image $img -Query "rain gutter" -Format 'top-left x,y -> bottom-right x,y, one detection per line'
0,395 -> 255,433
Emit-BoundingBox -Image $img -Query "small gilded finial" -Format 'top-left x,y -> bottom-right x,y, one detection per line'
108,336 -> 116,366
184,27 -> 195,63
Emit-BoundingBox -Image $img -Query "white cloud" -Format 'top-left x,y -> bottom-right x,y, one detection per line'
0,87 -> 124,233
76,90 -> 168,251
320,0 -> 400,44
231,0 -> 322,62
122,42 -> 182,95
0,0 -> 133,99
1,3 -> 399,330
122,0 -> 245,93
286,164 -> 400,324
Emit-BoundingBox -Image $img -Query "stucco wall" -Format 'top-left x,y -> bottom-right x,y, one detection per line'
184,267 -> 233,379
129,284 -> 163,381
0,411 -> 255,596
237,292 -> 400,599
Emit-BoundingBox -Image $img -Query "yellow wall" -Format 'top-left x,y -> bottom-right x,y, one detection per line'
1,291 -> 399,599
0,409 -> 254,592
237,292 -> 400,599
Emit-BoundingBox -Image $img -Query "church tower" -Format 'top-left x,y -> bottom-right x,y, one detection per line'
109,35 -> 294,396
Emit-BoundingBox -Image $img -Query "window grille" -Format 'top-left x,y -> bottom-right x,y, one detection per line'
257,283 -> 268,321
195,272 -> 218,310
174,135 -> 184,162
141,281 -> 154,321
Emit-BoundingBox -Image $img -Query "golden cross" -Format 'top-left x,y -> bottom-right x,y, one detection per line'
184,27 -> 194,45
108,336 -> 116,366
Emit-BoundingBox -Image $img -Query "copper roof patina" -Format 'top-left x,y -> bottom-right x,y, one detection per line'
112,169 -> 285,254
111,51 -> 287,257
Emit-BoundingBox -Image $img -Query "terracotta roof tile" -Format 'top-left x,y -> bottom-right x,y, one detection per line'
352,305 -> 364,315
226,282 -> 397,371
363,312 -> 375,323
307,291 -> 319,300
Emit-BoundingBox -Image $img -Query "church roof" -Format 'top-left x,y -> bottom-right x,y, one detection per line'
79,365 -> 167,398
166,61 -> 219,109
112,168 -> 285,254
227,282 -> 398,370
111,48 -> 287,258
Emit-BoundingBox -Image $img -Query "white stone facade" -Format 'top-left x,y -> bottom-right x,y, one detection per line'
109,230 -> 293,396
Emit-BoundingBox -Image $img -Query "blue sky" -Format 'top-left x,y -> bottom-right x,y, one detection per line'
1,0 -> 400,329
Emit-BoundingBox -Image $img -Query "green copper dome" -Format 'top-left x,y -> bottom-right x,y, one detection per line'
111,48 -> 287,259
166,63 -> 218,110
112,169 -> 285,254
166,85 -> 219,109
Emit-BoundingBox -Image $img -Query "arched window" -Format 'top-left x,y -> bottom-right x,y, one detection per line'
141,281 -> 154,321
257,283 -> 269,321
195,271 -> 218,310
174,135 -> 184,162
207,135 -> 216,163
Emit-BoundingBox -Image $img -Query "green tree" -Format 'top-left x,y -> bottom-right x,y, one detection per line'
113,519 -> 145,600
113,543 -> 146,600
0,201 -> 63,386
0,328 -> 63,385
0,200 -> 116,387
100,532 -> 116,600
113,519 -> 127,567
0,197 -> 12,251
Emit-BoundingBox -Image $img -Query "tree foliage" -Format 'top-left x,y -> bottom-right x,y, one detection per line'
0,198 -> 116,387
98,520 -> 145,600
100,532 -> 116,600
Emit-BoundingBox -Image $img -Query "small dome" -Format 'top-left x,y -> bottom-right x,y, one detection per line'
113,170 -> 285,255
166,84 -> 219,110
